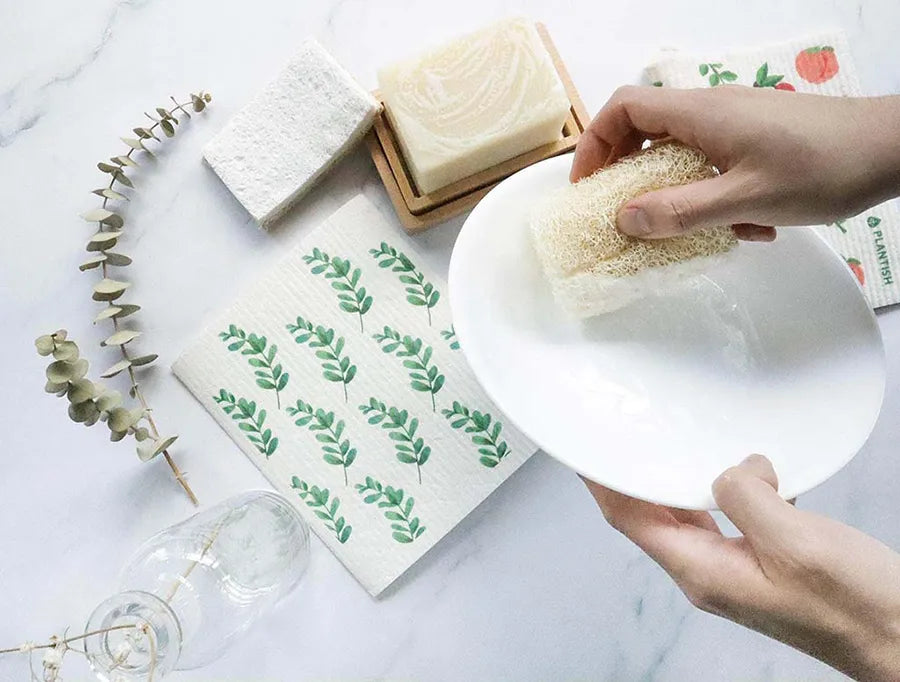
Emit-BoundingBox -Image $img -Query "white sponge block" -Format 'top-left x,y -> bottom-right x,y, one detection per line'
204,39 -> 380,229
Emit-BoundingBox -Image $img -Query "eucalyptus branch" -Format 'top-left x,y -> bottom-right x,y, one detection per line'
302,248 -> 373,332
372,326 -> 444,411
35,330 -> 184,466
75,91 -> 210,505
286,316 -> 356,402
291,477 -> 353,543
369,242 -> 440,325
286,399 -> 357,485
214,389 -> 279,457
359,398 -> 431,483
355,476 -> 426,544
219,325 -> 290,408
442,400 -> 511,468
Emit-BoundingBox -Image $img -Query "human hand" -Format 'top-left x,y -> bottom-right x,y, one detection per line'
570,87 -> 900,241
585,455 -> 900,681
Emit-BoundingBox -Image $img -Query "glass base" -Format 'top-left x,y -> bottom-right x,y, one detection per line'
84,591 -> 182,682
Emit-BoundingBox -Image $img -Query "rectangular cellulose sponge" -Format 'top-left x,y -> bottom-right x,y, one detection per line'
530,142 -> 737,317
204,39 -> 380,229
378,18 -> 571,194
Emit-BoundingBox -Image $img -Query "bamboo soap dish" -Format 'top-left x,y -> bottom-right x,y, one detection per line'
365,22 -> 590,234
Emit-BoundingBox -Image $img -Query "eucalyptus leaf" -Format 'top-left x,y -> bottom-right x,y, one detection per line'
112,155 -> 138,167
110,429 -> 127,442
79,255 -> 107,271
92,188 -> 129,202
52,340 -> 79,361
70,358 -> 88,380
137,434 -> 177,462
93,279 -> 131,300
69,400 -> 99,424
96,390 -> 122,412
93,306 -> 122,322
67,378 -> 96,404
160,120 -> 175,137
102,252 -> 132,267
81,208 -> 116,223
111,171 -> 133,188
133,426 -> 150,441
107,407 -> 134,432
130,354 -> 158,367
100,359 -> 132,378
87,230 -> 122,247
35,335 -> 55,356
46,360 -> 74,383
133,127 -> 158,141
98,161 -> 120,173
44,379 -> 68,393
101,329 -> 141,347
121,137 -> 145,151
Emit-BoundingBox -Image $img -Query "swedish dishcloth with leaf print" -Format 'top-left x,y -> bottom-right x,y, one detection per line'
646,30 -> 900,309
173,195 -> 536,596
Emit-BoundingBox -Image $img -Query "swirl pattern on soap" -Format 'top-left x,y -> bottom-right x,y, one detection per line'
385,20 -> 566,153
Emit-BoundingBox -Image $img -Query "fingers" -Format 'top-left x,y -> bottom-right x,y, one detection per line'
617,173 -> 751,238
584,479 -> 722,575
570,86 -> 705,182
733,224 -> 777,242
713,454 -> 797,548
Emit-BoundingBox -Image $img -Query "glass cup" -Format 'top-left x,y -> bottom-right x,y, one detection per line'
83,490 -> 309,681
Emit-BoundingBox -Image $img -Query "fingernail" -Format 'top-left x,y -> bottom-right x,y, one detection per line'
618,207 -> 652,236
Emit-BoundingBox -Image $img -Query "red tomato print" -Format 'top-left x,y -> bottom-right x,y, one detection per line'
795,46 -> 839,84
774,82 -> 796,91
846,258 -> 865,286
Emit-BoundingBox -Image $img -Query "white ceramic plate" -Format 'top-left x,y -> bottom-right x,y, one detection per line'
448,154 -> 885,509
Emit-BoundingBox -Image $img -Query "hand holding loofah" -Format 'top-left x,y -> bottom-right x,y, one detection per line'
531,141 -> 737,318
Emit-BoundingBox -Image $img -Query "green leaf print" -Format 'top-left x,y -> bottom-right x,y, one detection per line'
286,315 -> 356,402
291,477 -> 352,543
218,324 -> 289,408
442,400 -> 511,468
359,397 -> 431,484
867,216 -> 882,228
369,242 -> 440,325
827,219 -> 848,234
440,325 -> 460,351
753,62 -> 785,88
286,399 -> 357,485
698,62 -> 737,87
302,248 -> 372,332
372,326 -> 445,411
213,389 -> 279,457
355,476 -> 426,544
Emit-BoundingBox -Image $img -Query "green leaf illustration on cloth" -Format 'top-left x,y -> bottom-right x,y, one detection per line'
442,400 -> 511,468
698,62 -> 737,87
372,326 -> 445,411
868,216 -> 882,228
302,247 -> 373,332
355,476 -> 426,544
291,476 -> 352,543
218,325 -> 289,408
753,62 -> 784,88
286,316 -> 357,402
213,389 -> 279,457
440,325 -> 460,351
369,241 -> 440,325
287,399 -> 357,485
360,398 -> 431,483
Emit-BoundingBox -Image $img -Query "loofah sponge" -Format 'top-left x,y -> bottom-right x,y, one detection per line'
530,142 -> 737,317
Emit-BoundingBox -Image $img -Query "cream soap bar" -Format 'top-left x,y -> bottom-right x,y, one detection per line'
204,39 -> 379,229
378,18 -> 570,194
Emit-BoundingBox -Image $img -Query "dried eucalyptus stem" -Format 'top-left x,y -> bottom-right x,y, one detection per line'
77,92 -> 211,505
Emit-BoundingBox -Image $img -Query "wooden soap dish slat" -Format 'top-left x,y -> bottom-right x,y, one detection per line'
365,22 -> 591,234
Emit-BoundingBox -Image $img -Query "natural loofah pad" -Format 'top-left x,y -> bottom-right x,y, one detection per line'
530,141 -> 737,317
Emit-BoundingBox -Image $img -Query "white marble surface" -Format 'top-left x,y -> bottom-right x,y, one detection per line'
1,0 -> 899,680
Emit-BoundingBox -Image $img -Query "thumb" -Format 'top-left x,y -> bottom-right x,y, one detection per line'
617,173 -> 746,239
713,454 -> 797,548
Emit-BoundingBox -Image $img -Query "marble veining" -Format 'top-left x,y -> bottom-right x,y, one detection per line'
1,1 -> 898,680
